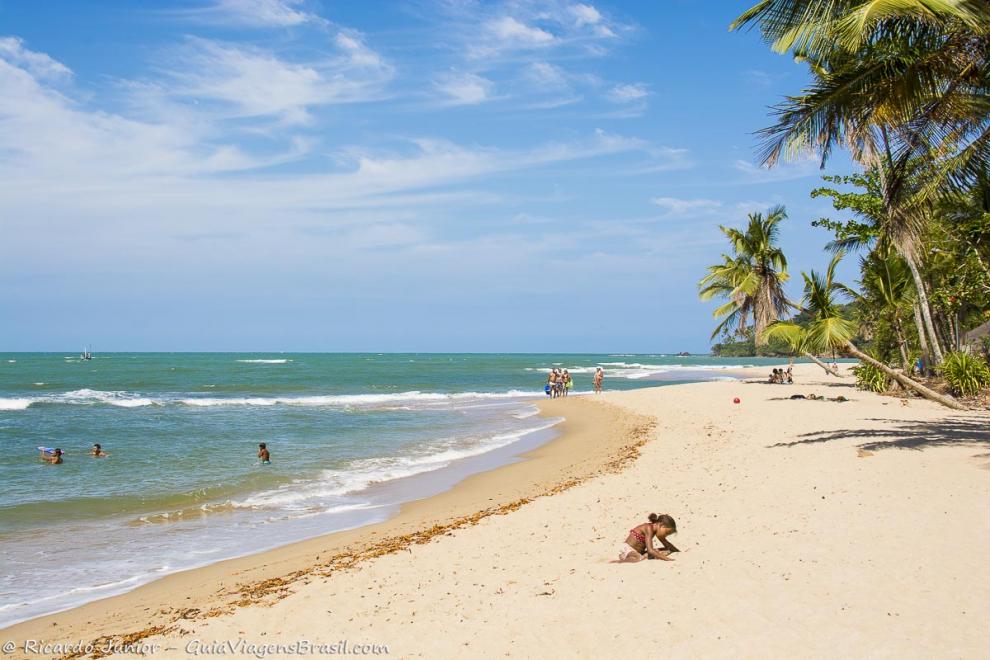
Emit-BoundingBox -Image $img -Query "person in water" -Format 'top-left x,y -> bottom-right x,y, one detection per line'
40,448 -> 63,464
618,513 -> 679,562
91,443 -> 108,457
258,443 -> 271,464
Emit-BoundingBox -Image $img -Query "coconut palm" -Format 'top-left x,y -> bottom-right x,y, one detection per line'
731,0 -> 990,186
732,0 -> 990,363
699,206 -> 792,353
857,250 -> 917,370
764,253 -> 966,409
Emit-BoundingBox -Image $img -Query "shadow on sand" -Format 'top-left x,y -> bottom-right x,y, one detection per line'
769,416 -> 990,453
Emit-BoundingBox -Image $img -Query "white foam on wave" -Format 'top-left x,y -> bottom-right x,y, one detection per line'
59,389 -> 156,408
234,419 -> 561,511
0,390 -> 157,410
179,390 -> 539,408
236,359 -> 291,364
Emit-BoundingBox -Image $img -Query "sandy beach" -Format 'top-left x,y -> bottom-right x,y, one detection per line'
4,363 -> 989,658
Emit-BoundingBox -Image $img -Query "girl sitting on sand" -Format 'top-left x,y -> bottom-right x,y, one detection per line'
618,513 -> 679,562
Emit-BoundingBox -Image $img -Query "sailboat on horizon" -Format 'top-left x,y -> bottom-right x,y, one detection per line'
81,346 -> 93,361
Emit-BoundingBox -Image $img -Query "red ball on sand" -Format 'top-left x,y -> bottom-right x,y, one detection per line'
733,397 -> 741,404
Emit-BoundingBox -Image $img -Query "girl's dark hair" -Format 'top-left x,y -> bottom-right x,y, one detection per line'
648,513 -> 677,533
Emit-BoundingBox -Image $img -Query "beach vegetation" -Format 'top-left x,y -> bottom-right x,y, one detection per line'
762,252 -> 967,408
939,351 -> 990,396
698,206 -> 792,354
732,0 -> 990,368
851,359 -> 891,393
717,0 -> 990,408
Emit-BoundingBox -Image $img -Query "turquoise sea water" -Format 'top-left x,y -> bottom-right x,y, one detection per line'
0,352 -> 789,626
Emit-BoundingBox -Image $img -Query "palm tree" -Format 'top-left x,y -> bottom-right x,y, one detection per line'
732,0 -> 990,363
764,253 -> 966,409
699,206 -> 792,354
857,250 -> 916,370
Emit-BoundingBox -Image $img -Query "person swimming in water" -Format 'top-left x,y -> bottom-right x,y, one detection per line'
258,443 -> 271,464
617,513 -> 679,562
40,448 -> 63,464
91,443 -> 108,457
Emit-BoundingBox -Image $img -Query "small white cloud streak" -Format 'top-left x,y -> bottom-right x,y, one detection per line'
0,36 -> 72,80
607,82 -> 649,103
733,157 -> 820,183
650,197 -> 722,216
187,0 -> 324,27
433,72 -> 496,106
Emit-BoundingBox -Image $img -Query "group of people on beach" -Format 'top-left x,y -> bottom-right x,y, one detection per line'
546,369 -> 573,398
768,367 -> 794,384
545,366 -> 605,398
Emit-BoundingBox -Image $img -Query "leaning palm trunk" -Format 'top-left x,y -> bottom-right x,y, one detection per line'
803,352 -> 839,376
844,342 -> 966,410
903,254 -> 944,364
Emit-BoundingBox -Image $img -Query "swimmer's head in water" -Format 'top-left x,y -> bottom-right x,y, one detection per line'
93,444 -> 101,450
54,448 -> 63,456
259,443 -> 266,449
648,513 -> 677,534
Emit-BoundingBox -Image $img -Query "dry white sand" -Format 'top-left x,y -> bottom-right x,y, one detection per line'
5,363 -> 989,658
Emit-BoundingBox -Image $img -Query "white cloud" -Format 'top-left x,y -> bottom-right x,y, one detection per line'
487,16 -> 556,46
446,1 -> 624,61
434,72 -> 495,106
0,37 -> 72,80
650,197 -> 722,216
526,61 -> 568,88
570,4 -> 603,26
733,156 -> 820,183
162,36 -> 392,124
607,82 -> 649,103
743,69 -> 774,87
194,0 -> 323,27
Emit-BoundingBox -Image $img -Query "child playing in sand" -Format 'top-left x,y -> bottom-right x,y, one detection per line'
618,513 -> 679,562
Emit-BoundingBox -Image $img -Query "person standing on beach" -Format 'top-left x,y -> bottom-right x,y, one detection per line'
593,367 -> 604,394
563,370 -> 572,397
258,443 -> 271,464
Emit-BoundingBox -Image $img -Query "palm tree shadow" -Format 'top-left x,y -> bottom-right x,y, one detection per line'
769,416 -> 990,452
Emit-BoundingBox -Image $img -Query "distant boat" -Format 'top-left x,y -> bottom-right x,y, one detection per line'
81,346 -> 93,361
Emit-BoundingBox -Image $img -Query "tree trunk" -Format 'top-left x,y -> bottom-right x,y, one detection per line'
904,254 -> 944,364
803,352 -> 839,376
913,302 -> 930,370
845,342 -> 966,410
893,317 -> 911,372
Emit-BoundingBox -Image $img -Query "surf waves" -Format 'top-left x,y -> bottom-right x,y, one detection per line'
0,389 -> 542,411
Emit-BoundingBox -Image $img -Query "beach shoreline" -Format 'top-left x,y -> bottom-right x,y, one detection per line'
4,362 -> 988,658
0,394 -> 655,655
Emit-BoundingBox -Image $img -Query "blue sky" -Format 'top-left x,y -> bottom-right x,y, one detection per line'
0,0 -> 858,352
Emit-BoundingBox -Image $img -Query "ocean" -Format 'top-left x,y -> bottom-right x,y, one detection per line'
0,352 -> 780,627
